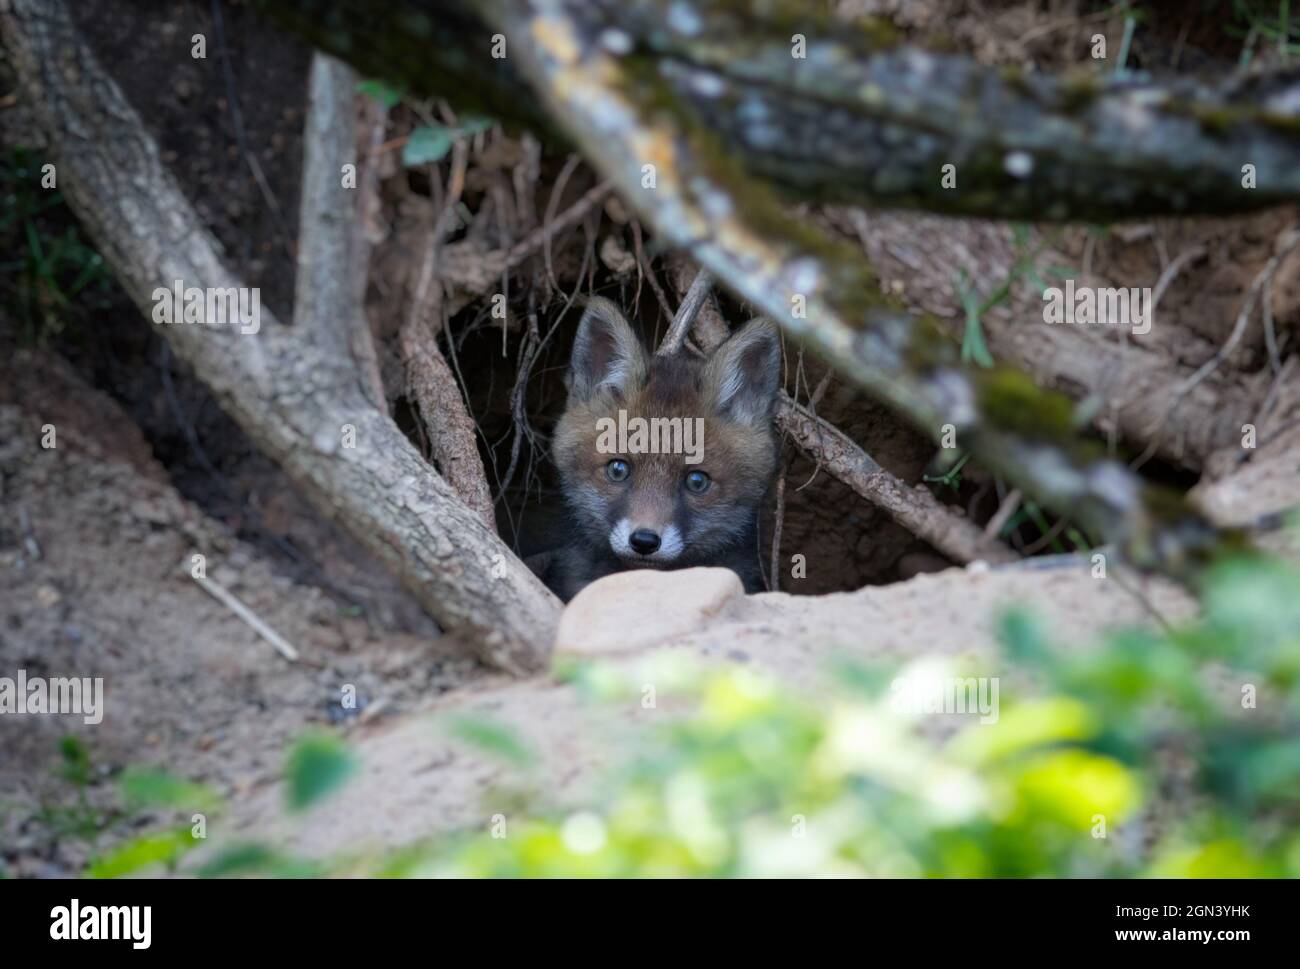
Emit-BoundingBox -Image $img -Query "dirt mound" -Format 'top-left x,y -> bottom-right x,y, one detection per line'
0,352 -> 488,876
226,560 -> 1198,861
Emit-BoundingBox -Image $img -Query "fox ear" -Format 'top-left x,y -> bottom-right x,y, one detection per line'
568,297 -> 647,402
704,317 -> 781,426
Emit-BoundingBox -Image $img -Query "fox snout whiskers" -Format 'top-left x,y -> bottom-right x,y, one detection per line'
610,519 -> 684,564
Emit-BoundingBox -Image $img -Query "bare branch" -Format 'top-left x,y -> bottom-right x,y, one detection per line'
296,52 -> 386,409
657,267 -> 713,356
777,396 -> 1017,565
401,140 -> 498,529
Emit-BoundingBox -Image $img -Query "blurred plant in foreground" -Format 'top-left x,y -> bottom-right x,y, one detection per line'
94,551 -> 1300,878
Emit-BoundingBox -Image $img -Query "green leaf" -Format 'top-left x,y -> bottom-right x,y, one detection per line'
447,715 -> 533,767
58,735 -> 92,787
285,734 -> 356,811
88,828 -> 194,878
998,610 -> 1052,665
196,842 -> 322,878
120,767 -> 219,813
355,78 -> 403,109
952,697 -> 1097,764
403,125 -> 454,167
955,272 -> 995,368
1012,749 -> 1141,828
457,114 -> 494,137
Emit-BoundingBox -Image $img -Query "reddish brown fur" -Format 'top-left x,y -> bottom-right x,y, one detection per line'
545,299 -> 781,600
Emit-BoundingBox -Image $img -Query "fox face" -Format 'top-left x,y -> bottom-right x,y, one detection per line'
550,297 -> 781,597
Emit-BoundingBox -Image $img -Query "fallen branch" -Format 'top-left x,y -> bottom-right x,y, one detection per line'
400,312 -> 497,530
829,211 -> 1253,471
259,0 -> 1300,221
776,395 -> 1017,565
2,0 -> 560,674
401,140 -> 498,529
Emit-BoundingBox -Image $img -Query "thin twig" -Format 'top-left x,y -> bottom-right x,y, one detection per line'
193,571 -> 299,662
984,488 -> 1022,539
769,461 -> 788,591
538,153 -> 580,292
657,267 -> 713,355
1149,245 -> 1206,319
399,138 -> 497,529
506,180 -> 612,272
1132,229 -> 1300,471
631,218 -> 676,326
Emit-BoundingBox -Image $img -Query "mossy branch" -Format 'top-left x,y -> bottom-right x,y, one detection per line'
259,0 -> 1300,220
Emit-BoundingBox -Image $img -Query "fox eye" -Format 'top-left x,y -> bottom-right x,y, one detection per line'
605,459 -> 631,483
684,470 -> 711,494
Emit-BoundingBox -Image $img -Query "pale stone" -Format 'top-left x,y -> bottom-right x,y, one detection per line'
554,566 -> 744,658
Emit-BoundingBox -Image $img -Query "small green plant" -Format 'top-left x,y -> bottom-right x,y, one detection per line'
82,764 -> 221,878
952,224 -> 1075,369
402,115 -> 494,167
1229,0 -> 1300,63
921,450 -> 971,491
29,738 -> 220,877
33,736 -> 112,849
996,497 -> 1092,553
0,148 -> 116,345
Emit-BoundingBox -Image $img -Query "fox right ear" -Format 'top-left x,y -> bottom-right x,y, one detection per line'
568,297 -> 647,402
703,316 -> 781,426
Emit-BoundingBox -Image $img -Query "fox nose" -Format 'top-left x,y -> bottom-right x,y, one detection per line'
629,529 -> 661,555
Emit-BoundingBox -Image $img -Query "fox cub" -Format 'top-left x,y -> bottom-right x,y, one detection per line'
546,297 -> 781,601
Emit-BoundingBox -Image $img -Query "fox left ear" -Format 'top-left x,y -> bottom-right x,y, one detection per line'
568,297 -> 648,402
703,317 -> 782,426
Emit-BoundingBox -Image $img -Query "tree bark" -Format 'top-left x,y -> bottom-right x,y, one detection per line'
296,52 -> 388,411
1,0 -> 560,674
258,0 -> 1300,221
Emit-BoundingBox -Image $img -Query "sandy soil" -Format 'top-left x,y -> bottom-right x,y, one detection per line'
0,351 -> 491,876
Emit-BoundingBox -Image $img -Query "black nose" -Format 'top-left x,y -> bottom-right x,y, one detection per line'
629,529 -> 661,555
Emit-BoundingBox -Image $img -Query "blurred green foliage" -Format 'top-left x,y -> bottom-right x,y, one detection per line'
96,551 -> 1300,878
285,733 -> 357,812
402,116 -> 494,167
